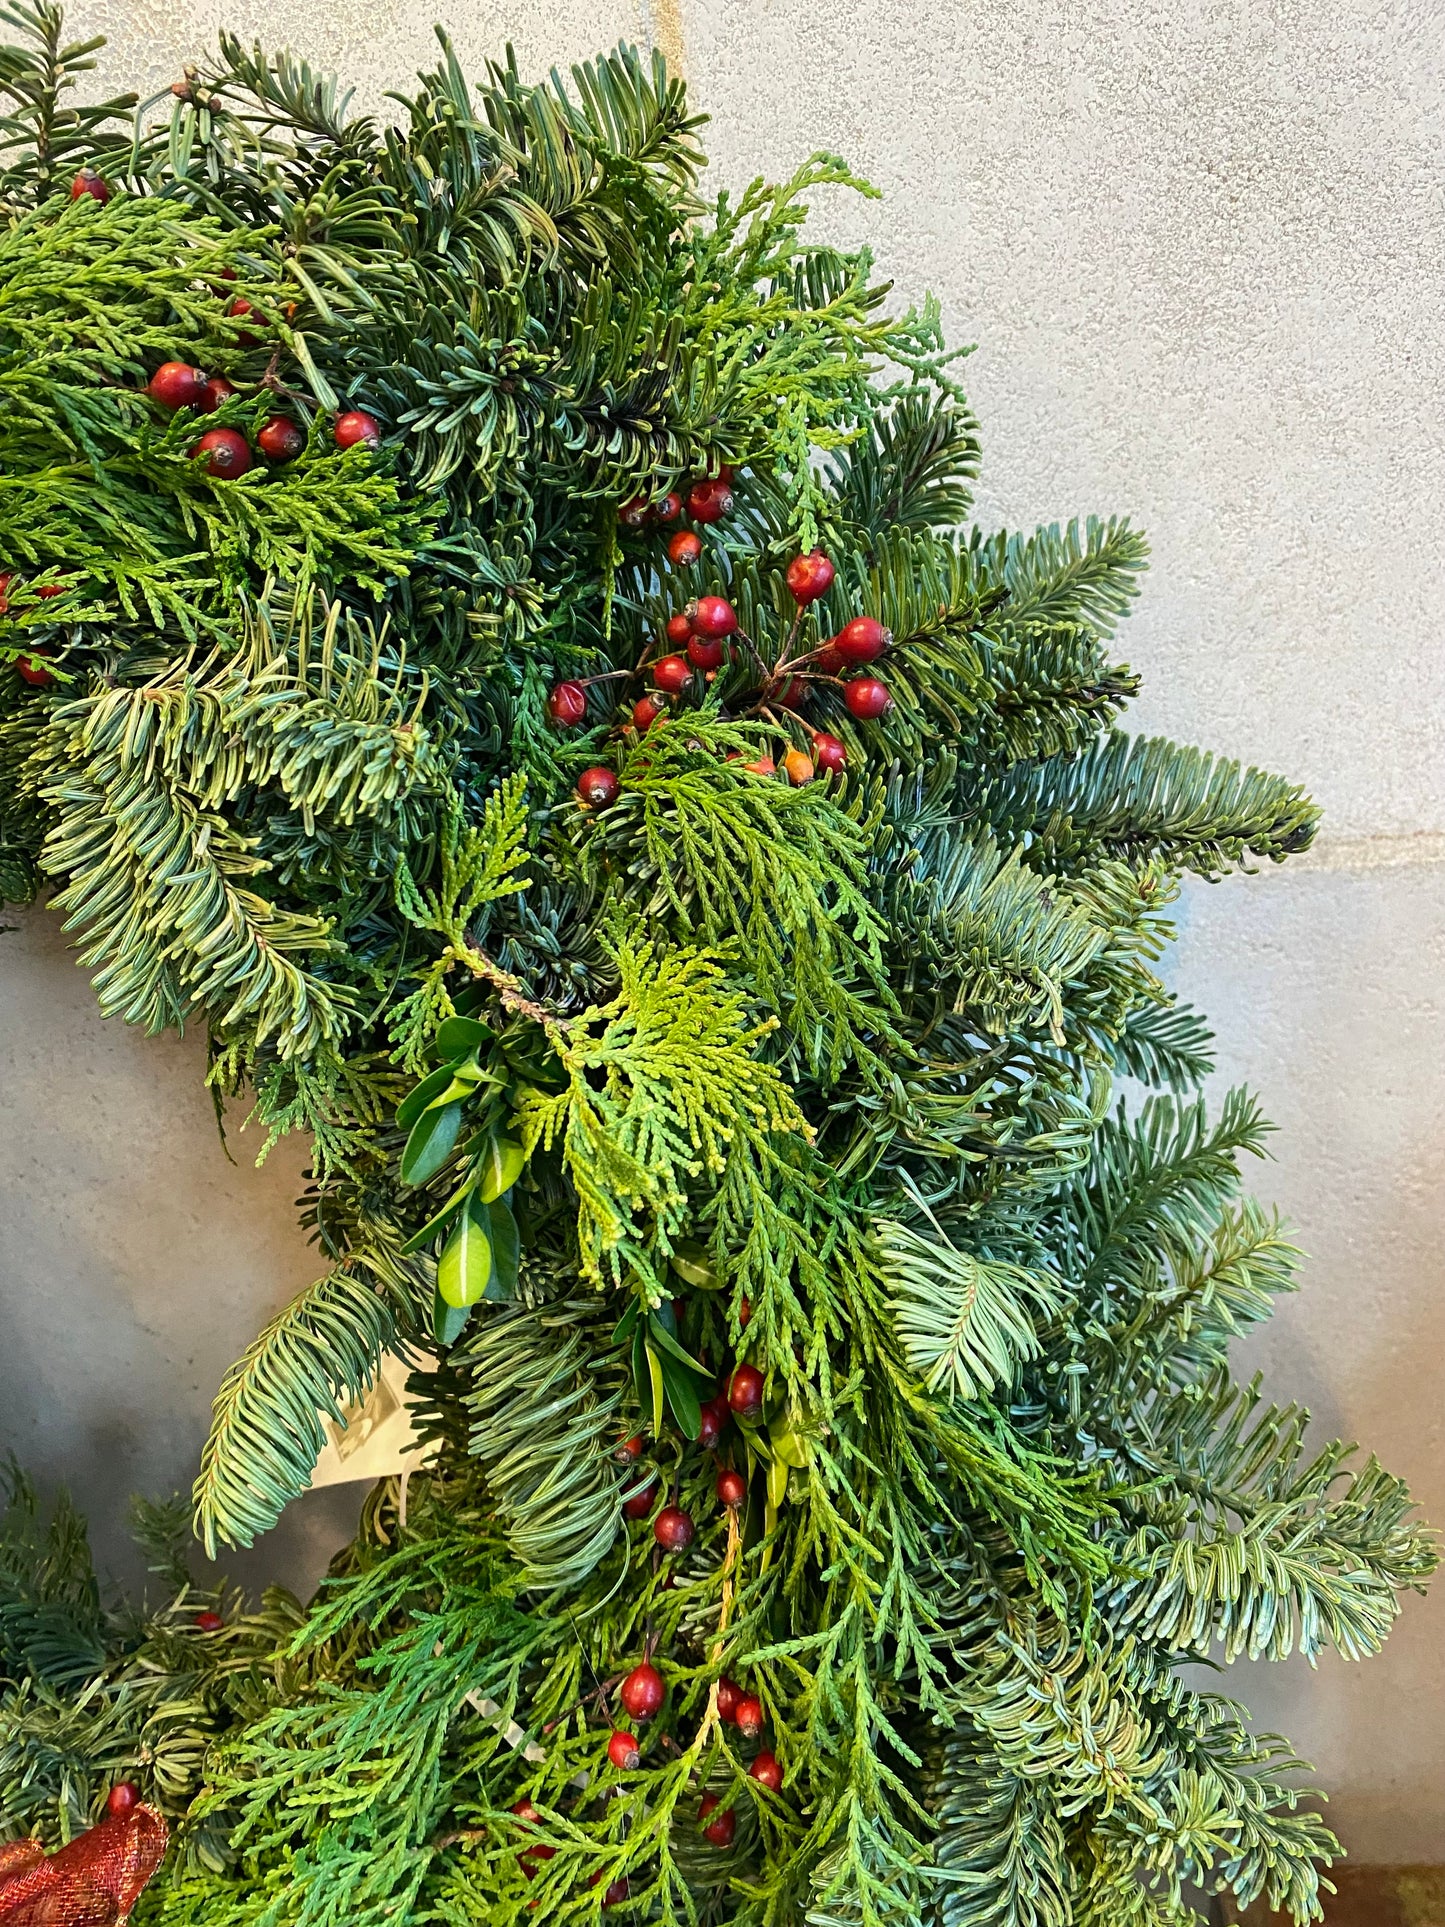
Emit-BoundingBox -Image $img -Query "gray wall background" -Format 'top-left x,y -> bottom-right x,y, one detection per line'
2,0 -> 1441,1861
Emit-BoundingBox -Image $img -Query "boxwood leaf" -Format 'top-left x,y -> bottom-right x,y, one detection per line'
433,1286 -> 472,1345
435,1015 -> 493,1058
477,1135 -> 527,1203
400,1100 -> 463,1186
437,1202 -> 493,1308
485,1198 -> 520,1301
670,1240 -> 722,1289
658,1352 -> 702,1439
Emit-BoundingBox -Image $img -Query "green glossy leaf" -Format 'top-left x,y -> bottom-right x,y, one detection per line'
670,1240 -> 722,1289
646,1340 -> 666,1439
612,1299 -> 641,1347
433,1285 -> 472,1345
646,1314 -> 708,1376
770,1419 -> 812,1469
477,1134 -> 527,1203
396,1060 -> 461,1131
437,1202 -> 492,1307
631,1325 -> 648,1411
485,1198 -> 520,1302
400,1178 -> 475,1254
766,1454 -> 789,1511
435,1015 -> 493,1058
400,1100 -> 463,1186
658,1351 -> 702,1440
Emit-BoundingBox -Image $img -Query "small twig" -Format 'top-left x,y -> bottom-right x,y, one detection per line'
462,942 -> 565,1035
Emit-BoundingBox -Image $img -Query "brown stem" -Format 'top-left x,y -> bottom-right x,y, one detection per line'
461,942 -> 565,1036
432,1827 -> 489,1851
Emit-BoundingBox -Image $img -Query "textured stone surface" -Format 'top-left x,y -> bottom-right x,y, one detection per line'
2,0 -> 1442,1861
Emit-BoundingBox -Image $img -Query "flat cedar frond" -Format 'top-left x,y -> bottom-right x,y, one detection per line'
591,721 -> 901,1083
517,936 -> 807,1284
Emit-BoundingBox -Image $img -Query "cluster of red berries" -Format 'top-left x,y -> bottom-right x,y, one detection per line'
604,1661 -> 780,1852
145,359 -> 381,479
550,545 -> 897,810
1,570 -> 71,684
618,466 -> 736,561
510,1800 -> 629,1906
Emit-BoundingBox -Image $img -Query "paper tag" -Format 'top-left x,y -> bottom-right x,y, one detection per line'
308,1350 -> 438,1488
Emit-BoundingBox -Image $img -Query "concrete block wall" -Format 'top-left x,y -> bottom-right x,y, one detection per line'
2,0 -> 1440,1861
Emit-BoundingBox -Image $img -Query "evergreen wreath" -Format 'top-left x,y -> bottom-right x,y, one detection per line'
0,7 -> 1435,1924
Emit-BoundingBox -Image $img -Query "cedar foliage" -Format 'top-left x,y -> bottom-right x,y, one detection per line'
0,9 -> 1434,1926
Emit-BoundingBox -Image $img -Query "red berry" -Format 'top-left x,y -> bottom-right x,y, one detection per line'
512,1798 -> 556,1874
843,676 -> 892,721
728,1363 -> 765,1417
632,694 -> 664,731
716,1467 -> 747,1509
654,1505 -> 695,1553
35,581 -> 65,599
687,633 -> 724,670
195,1610 -> 223,1631
782,747 -> 815,787
547,680 -> 588,728
258,415 -> 305,461
602,1877 -> 629,1908
226,297 -> 260,346
622,1479 -> 658,1520
749,1750 -> 782,1792
738,1296 -> 752,1329
199,376 -> 236,413
16,656 -> 56,687
715,464 -> 735,483
618,495 -> 650,529
0,573 -> 9,613
655,492 -> 682,523
192,428 -> 252,478
665,611 -> 693,645
697,1396 -> 729,1449
699,1794 -> 735,1847
716,1677 -> 742,1722
734,1694 -> 765,1739
741,756 -> 775,777
774,676 -> 806,709
614,1434 -> 645,1463
668,530 -> 703,567
607,1728 -> 641,1771
619,1661 -> 665,1721
577,765 -> 620,809
334,410 -> 381,450
692,595 -> 738,639
70,168 -> 108,204
652,654 -> 692,695
835,616 -> 891,664
814,643 -> 845,677
812,731 -> 847,774
106,1783 -> 140,1818
147,361 -> 208,410
785,550 -> 835,606
687,479 -> 733,524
